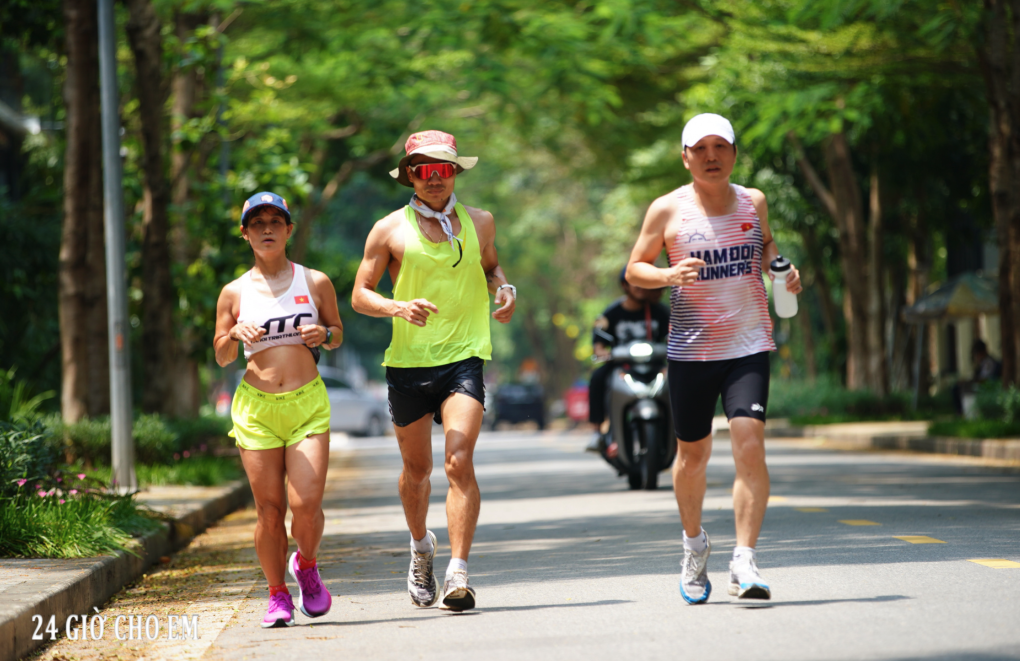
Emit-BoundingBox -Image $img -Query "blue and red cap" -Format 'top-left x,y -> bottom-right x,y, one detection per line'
241,191 -> 291,225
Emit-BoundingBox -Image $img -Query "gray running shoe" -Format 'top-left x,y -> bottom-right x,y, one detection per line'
439,569 -> 476,611
728,551 -> 771,600
408,530 -> 439,607
679,532 -> 712,604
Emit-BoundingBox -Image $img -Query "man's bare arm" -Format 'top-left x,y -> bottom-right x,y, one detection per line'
351,216 -> 439,327
748,188 -> 802,294
474,207 -> 516,324
626,195 -> 705,289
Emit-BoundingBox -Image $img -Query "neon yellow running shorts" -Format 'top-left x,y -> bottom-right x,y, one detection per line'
229,375 -> 331,451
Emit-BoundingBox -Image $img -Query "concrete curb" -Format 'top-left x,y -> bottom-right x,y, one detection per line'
0,478 -> 251,661
706,417 -> 1020,462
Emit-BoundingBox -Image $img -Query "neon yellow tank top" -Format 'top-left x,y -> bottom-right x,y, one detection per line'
383,203 -> 492,368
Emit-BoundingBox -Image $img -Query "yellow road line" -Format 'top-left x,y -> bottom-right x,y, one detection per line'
839,519 -> 881,526
894,536 -> 946,544
967,559 -> 1020,569
795,507 -> 828,512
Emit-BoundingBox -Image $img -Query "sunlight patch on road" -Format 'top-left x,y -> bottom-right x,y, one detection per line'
795,507 -> 828,512
967,558 -> 1020,569
839,520 -> 881,526
893,536 -> 946,544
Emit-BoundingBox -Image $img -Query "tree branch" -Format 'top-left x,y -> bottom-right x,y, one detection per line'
787,131 -> 838,219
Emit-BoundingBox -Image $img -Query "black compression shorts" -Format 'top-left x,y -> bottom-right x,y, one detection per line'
386,357 -> 485,427
667,352 -> 770,442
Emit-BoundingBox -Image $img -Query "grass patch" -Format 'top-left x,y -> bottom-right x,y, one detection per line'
0,494 -> 162,558
90,456 -> 243,487
927,419 -> 1020,439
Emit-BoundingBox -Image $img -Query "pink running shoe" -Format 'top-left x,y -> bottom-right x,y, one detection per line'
288,552 -> 332,618
261,591 -> 295,628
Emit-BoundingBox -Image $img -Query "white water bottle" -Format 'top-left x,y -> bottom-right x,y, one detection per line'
769,256 -> 798,318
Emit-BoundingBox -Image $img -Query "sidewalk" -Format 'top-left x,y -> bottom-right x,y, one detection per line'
0,479 -> 252,661
712,417 -> 1020,462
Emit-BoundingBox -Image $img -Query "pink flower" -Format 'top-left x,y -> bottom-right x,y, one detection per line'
37,490 -> 46,497
59,499 -> 65,504
56,477 -> 62,482
183,451 -> 190,458
199,444 -> 208,451
16,479 -> 26,487
69,489 -> 78,495
77,473 -> 86,480
173,453 -> 180,460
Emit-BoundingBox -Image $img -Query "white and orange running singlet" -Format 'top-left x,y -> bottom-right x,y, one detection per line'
666,184 -> 775,362
237,263 -> 320,360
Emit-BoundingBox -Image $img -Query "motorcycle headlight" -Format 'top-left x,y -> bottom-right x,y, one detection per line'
629,342 -> 654,359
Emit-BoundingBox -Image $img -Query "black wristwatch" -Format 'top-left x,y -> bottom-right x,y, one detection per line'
325,328 -> 333,346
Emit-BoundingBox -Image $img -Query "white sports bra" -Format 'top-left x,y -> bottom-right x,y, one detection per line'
237,263 -> 319,360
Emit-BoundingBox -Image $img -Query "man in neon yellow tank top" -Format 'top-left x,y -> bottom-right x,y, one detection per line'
352,131 -> 516,612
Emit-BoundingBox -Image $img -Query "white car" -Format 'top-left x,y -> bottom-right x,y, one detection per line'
317,366 -> 390,437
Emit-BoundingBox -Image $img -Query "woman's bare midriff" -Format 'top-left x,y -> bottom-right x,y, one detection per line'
242,344 -> 320,393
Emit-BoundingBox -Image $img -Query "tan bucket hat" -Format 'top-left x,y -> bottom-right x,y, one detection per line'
389,130 -> 478,187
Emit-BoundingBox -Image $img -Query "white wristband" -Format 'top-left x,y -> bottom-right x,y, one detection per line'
497,284 -> 516,300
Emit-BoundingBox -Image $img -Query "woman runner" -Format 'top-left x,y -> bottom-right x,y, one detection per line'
214,191 -> 343,627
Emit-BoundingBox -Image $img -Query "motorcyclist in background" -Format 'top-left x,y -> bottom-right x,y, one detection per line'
586,267 -> 670,453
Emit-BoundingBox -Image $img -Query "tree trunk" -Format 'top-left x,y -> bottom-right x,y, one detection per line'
167,10 -> 208,417
125,0 -> 175,413
977,0 -> 1020,387
823,132 -> 872,391
59,0 -> 110,422
866,161 -> 887,395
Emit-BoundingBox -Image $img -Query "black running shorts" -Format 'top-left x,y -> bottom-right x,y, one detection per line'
386,357 -> 485,427
667,352 -> 770,442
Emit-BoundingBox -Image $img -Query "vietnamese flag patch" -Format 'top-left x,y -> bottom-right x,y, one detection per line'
294,295 -> 309,305
741,223 -> 754,232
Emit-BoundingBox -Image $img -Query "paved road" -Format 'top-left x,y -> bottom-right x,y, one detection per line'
35,429 -> 1020,660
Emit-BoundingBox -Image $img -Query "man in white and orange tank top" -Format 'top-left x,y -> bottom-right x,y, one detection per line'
626,114 -> 802,604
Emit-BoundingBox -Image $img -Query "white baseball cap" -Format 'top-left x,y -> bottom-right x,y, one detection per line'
682,113 -> 735,148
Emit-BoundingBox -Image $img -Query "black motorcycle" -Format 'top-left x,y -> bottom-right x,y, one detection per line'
599,340 -> 676,490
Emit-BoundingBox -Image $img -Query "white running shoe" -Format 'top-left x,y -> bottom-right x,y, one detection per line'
679,533 -> 712,604
728,551 -> 771,600
408,530 -> 439,607
440,569 -> 476,611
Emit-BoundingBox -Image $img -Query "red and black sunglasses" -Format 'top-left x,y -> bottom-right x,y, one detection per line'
409,162 -> 457,179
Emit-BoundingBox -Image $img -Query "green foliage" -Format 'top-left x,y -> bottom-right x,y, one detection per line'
0,492 -> 161,559
0,367 -> 54,423
1000,385 -> 1020,424
51,413 -> 232,466
770,377 -> 951,422
0,419 -> 60,498
91,456 -> 242,487
927,419 -> 1020,440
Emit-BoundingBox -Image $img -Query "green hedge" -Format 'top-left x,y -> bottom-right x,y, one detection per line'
767,377 -> 952,422
46,414 -> 232,467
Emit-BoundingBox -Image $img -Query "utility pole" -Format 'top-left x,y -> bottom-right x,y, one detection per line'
97,0 -> 136,493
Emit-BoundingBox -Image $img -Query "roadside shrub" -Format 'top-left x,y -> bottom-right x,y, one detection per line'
0,419 -> 60,498
0,367 -> 54,422
928,418 -> 1020,439
51,413 -> 232,466
0,490 -> 161,558
767,377 -> 933,421
91,455 -> 243,487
